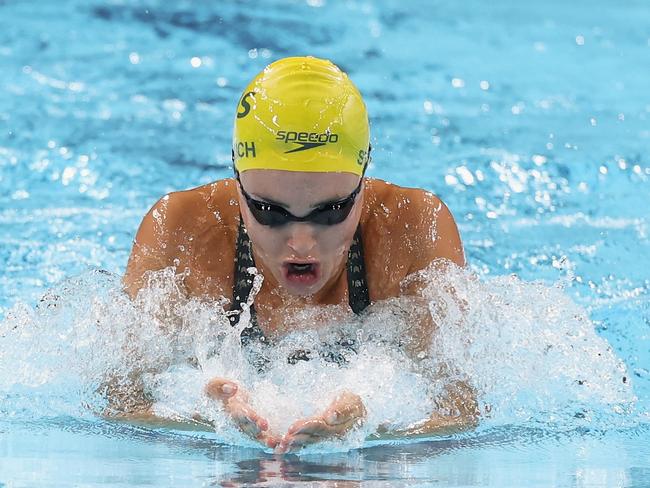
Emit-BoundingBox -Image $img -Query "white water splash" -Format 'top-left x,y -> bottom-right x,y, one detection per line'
0,264 -> 637,450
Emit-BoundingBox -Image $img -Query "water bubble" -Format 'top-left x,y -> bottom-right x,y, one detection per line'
451,78 -> 465,88
511,102 -> 525,115
533,42 -> 546,52
532,155 -> 547,166
11,190 -> 29,200
456,166 -> 475,186
445,174 -> 459,186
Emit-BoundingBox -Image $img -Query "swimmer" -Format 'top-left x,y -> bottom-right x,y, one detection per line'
120,56 -> 478,452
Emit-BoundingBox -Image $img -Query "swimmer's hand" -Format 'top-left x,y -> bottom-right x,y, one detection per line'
275,391 -> 366,454
205,378 -> 281,449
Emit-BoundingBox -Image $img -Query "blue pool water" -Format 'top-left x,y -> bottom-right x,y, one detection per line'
1,0 -> 649,486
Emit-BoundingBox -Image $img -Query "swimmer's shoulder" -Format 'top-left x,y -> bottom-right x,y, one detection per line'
363,177 -> 446,227
362,178 -> 465,274
149,178 -> 243,259
124,179 -> 240,297
159,178 -> 240,229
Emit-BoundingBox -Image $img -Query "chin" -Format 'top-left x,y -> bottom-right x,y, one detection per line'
280,277 -> 325,297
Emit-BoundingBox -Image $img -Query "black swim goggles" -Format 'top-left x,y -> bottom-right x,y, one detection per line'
235,172 -> 363,227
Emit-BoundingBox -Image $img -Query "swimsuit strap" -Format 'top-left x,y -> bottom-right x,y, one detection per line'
347,226 -> 371,314
229,219 -> 266,345
229,219 -> 371,343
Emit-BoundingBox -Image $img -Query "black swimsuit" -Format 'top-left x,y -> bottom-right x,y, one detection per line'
228,219 -> 370,367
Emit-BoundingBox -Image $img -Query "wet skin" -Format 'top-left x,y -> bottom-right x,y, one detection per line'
123,171 -> 476,451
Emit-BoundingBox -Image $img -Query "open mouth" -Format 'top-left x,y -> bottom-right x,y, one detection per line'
287,263 -> 315,275
283,262 -> 320,287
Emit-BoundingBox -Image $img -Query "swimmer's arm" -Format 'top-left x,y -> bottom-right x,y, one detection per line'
99,373 -> 216,431
103,378 -> 280,448
364,300 -> 479,440
392,193 -> 477,437
391,293 -> 479,438
107,408 -> 216,432
371,380 -> 479,439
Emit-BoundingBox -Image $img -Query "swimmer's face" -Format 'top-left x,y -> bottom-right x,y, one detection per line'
237,170 -> 364,297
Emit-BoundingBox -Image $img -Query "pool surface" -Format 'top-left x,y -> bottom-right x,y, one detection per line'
1,0 -> 649,486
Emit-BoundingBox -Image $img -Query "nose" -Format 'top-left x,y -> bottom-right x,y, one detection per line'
286,223 -> 317,257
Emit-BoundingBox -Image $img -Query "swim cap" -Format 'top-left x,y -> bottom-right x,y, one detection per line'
233,56 -> 370,176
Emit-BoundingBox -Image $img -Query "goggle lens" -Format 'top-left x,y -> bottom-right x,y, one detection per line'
238,177 -> 362,228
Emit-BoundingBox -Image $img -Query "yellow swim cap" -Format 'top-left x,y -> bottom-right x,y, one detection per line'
233,56 -> 370,176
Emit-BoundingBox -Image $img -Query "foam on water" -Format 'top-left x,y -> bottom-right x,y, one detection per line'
0,265 -> 639,451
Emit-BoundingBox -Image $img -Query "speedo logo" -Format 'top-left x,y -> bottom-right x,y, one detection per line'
276,130 -> 339,154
